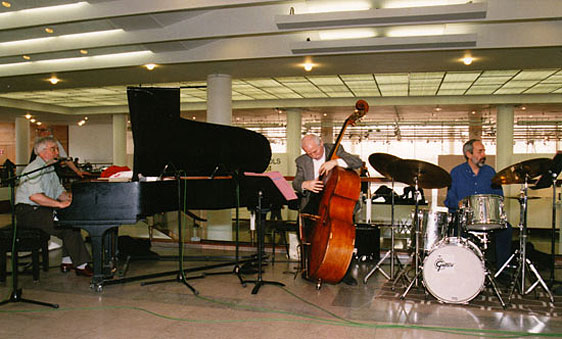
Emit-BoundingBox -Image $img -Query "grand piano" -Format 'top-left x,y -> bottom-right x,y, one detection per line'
58,87 -> 282,290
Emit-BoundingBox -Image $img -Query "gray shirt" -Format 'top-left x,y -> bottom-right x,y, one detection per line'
15,156 -> 65,206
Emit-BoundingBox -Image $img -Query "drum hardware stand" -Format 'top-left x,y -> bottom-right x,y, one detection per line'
364,179 -> 402,283
544,170 -> 562,292
468,231 -> 507,308
400,177 -> 425,299
496,178 -> 555,303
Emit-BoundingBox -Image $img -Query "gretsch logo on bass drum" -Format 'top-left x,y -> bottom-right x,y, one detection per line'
434,255 -> 454,272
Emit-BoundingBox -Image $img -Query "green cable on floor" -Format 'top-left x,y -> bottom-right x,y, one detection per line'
1,286 -> 558,338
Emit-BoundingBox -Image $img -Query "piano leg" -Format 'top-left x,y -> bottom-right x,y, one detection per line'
80,225 -> 117,292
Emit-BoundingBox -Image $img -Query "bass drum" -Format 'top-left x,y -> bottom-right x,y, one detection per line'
422,237 -> 486,304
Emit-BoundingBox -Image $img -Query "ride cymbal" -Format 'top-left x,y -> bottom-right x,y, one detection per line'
387,159 -> 451,189
368,153 -> 401,180
492,158 -> 553,185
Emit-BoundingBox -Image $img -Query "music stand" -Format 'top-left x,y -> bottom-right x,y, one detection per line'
0,160 -> 59,309
238,172 -> 297,294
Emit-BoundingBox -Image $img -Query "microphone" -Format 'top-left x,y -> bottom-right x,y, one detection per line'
157,163 -> 170,181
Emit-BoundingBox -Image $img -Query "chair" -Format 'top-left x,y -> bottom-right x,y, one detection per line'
270,219 -> 299,264
0,226 -> 50,282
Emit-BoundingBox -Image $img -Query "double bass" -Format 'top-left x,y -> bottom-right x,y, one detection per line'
305,100 -> 368,285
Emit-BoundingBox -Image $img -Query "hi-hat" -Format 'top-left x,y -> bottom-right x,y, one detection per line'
492,158 -> 553,185
368,153 -> 401,180
387,159 -> 451,189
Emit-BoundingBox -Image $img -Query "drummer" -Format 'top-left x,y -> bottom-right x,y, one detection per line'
444,139 -> 512,271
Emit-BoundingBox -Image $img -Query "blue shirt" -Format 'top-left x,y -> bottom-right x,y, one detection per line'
444,162 -> 503,211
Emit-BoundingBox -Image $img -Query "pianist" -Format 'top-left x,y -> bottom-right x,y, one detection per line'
15,136 -> 93,277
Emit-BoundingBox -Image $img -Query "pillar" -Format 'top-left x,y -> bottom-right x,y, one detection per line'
15,117 -> 30,173
112,114 -> 127,166
496,104 -> 515,223
286,109 -> 302,177
206,74 -> 233,241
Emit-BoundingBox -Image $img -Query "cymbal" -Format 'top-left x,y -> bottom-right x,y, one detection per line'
492,158 -> 553,185
387,159 -> 451,189
368,153 -> 401,180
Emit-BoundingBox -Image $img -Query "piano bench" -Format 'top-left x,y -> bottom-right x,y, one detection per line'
0,227 -> 50,282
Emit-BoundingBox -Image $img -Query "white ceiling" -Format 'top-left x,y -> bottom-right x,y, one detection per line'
0,0 -> 561,130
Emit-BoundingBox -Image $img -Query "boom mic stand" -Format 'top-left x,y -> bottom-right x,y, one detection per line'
0,160 -> 60,308
141,169 -> 202,295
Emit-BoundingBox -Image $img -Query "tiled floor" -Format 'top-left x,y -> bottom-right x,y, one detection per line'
0,236 -> 561,339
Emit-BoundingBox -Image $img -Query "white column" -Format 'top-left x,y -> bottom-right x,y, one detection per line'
286,109 -> 302,221
206,74 -> 233,241
112,114 -> 127,166
286,109 -> 302,177
15,117 -> 30,173
496,105 -> 515,223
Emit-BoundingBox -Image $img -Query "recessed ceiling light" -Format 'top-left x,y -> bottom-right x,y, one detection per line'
144,63 -> 156,71
48,76 -> 60,85
45,27 -> 54,34
22,55 -> 31,60
462,56 -> 473,65
302,62 -> 314,72
521,105 -> 527,110
435,106 -> 442,112
80,49 -> 88,55
2,2 -> 11,8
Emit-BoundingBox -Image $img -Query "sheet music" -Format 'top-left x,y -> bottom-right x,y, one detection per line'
244,171 -> 298,201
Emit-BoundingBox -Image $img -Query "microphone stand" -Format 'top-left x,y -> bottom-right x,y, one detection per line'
0,160 -> 61,308
141,169 -> 201,294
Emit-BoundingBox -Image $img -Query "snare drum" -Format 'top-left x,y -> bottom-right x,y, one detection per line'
412,209 -> 450,252
422,237 -> 486,304
461,194 -> 507,231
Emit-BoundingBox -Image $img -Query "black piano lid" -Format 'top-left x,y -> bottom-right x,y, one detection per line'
128,87 -> 272,179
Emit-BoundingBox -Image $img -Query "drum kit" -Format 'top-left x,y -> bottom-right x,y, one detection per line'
363,154 -> 557,306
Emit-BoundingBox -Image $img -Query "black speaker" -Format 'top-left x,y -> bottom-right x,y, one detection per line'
355,223 -> 380,261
